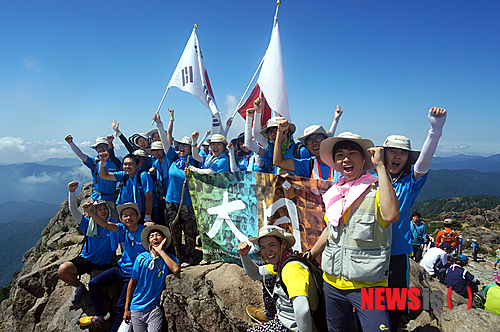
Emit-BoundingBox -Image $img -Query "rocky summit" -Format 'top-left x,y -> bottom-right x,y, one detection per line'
1,183 -> 500,331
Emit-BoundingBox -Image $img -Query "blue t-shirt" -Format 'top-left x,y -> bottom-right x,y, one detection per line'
204,152 -> 229,173
78,216 -> 118,266
236,152 -> 253,171
117,223 -> 146,275
152,157 -> 169,197
114,170 -> 157,212
85,157 -> 120,201
292,157 -> 341,181
165,148 -> 200,205
391,166 -> 428,256
263,141 -> 310,174
130,251 -> 179,311
410,221 -> 427,246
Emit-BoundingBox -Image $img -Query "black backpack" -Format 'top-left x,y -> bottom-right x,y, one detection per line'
277,254 -> 327,331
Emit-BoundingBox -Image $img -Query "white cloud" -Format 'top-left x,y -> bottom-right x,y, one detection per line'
19,164 -> 92,188
458,144 -> 470,150
20,173 -> 53,185
0,136 -> 27,153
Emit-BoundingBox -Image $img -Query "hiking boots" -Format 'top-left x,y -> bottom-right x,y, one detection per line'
246,305 -> 269,324
71,283 -> 87,303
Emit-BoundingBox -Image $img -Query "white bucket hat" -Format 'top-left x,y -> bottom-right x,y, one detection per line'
116,202 -> 141,222
210,134 -> 227,146
248,225 -> 296,250
260,117 -> 296,140
91,137 -> 108,149
319,132 -> 374,170
140,225 -> 171,251
297,125 -> 328,145
133,149 -> 150,158
150,141 -> 164,150
174,136 -> 193,146
129,133 -> 151,150
381,135 -> 420,164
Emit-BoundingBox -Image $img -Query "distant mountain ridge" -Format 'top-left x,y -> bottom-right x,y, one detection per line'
430,154 -> 500,173
0,200 -> 59,224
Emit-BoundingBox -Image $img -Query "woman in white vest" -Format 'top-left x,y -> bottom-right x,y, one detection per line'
305,132 -> 400,332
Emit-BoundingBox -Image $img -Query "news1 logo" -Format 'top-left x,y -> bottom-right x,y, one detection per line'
361,287 -> 473,311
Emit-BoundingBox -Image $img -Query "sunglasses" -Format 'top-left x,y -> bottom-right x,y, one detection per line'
305,134 -> 326,146
266,127 -> 278,136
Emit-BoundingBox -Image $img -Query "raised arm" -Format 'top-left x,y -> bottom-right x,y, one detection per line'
369,147 -> 400,223
328,105 -> 344,136
245,108 -> 265,157
227,142 -> 241,172
81,201 -> 119,232
166,108 -> 175,146
191,131 -> 203,163
237,241 -> 272,280
111,120 -> 134,154
98,151 -> 117,181
251,97 -> 268,149
153,112 -> 172,155
222,117 -> 233,138
65,135 -> 88,163
414,107 -> 447,179
273,120 -> 295,172
68,181 -> 83,223
197,130 -> 211,150
107,135 -> 122,169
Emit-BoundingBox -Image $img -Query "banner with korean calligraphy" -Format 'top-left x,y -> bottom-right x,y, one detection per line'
188,171 -> 334,264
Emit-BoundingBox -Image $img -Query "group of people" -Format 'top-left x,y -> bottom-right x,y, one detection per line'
58,101 -> 450,332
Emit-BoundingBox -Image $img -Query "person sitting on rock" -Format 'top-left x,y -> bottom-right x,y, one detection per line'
484,272 -> 500,315
123,225 -> 180,331
447,254 -> 480,298
65,135 -> 121,220
419,242 -> 453,283
58,181 -> 118,304
238,225 -> 318,332
99,152 -> 157,226
86,202 -> 147,331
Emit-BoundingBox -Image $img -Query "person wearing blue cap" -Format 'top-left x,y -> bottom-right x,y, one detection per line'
447,254 -> 480,298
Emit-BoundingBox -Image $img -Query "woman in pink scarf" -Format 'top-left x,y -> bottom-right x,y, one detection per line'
305,132 -> 400,332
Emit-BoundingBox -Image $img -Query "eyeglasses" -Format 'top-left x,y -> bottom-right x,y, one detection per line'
305,134 -> 326,146
178,143 -> 190,148
266,127 -> 278,136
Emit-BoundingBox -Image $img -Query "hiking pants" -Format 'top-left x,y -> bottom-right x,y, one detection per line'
387,254 -> 409,332
89,266 -> 131,332
166,202 -> 198,260
324,282 -> 391,332
131,305 -> 163,332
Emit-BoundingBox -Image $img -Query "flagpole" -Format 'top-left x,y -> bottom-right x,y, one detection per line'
230,55 -> 265,119
275,0 -> 281,19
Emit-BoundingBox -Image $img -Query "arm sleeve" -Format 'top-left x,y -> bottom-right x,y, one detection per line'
240,254 -> 272,280
414,110 -> 447,174
190,135 -> 203,163
244,115 -> 264,155
156,122 -> 172,155
108,148 -> 122,169
227,146 -> 241,172
191,167 -> 215,175
292,296 -> 312,332
329,120 -> 339,137
116,131 -> 134,154
197,131 -> 210,150
68,192 -> 83,224
68,141 -> 88,162
252,112 -> 268,149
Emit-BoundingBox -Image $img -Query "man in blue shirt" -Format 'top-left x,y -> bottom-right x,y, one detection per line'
65,135 -> 121,220
58,181 -> 117,304
123,225 -> 180,331
410,211 -> 427,262
99,152 -> 156,227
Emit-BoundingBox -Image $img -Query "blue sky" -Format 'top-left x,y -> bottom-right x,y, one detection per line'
1,0 -> 499,163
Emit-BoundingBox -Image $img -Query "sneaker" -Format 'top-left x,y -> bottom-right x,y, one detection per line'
71,284 -> 87,303
91,315 -> 105,326
181,262 -> 190,268
246,305 -> 269,324
199,259 -> 208,265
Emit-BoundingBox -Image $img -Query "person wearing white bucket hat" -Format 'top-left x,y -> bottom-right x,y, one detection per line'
152,111 -> 203,267
238,225 -> 318,332
243,97 -> 310,174
123,225 -> 180,331
189,133 -> 230,174
381,107 -> 447,332
64,135 -> 121,218
304,132 -> 400,332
